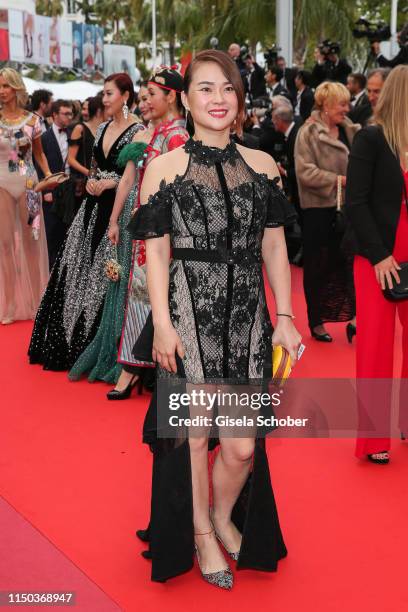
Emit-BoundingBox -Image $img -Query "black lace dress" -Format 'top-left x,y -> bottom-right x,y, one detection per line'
28,121 -> 143,370
128,139 -> 296,583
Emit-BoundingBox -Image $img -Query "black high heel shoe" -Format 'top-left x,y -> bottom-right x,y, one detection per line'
106,376 -> 143,400
310,326 -> 333,343
346,323 -> 356,344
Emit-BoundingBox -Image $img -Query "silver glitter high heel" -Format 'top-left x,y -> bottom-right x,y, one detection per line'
194,528 -> 233,590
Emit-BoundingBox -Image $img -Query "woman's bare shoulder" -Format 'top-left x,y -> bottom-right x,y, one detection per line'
140,147 -> 189,203
236,144 -> 280,181
148,146 -> 189,181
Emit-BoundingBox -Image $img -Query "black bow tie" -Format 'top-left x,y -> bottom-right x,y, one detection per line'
58,128 -> 67,133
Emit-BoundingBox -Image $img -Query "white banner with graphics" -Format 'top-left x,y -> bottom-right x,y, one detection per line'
60,19 -> 72,68
104,44 -> 137,83
8,9 -> 24,62
33,15 -> 49,65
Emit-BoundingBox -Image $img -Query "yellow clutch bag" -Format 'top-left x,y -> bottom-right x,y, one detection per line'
272,345 -> 292,386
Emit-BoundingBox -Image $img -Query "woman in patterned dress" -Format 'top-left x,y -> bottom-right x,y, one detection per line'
129,51 -> 301,588
106,67 -> 189,397
0,68 -> 50,324
28,73 -> 144,370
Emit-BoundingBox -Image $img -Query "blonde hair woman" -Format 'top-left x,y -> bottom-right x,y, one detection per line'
295,81 -> 359,342
0,68 -> 51,324
345,65 -> 408,464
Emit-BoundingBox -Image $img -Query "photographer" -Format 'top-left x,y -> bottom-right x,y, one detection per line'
372,24 -> 408,68
312,40 -> 352,86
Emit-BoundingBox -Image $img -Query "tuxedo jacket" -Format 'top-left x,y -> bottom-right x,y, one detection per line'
38,126 -> 73,200
298,87 -> 315,121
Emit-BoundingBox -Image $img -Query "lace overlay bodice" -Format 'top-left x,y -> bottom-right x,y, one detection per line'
129,139 -> 296,383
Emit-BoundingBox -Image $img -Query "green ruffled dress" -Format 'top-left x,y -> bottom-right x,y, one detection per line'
68,142 -> 147,384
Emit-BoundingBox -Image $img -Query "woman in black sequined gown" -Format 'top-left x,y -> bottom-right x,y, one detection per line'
28,74 -> 144,370
129,51 -> 301,588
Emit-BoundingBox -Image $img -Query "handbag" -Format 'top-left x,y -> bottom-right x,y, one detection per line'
332,175 -> 347,236
105,244 -> 122,282
272,345 -> 292,387
383,181 -> 408,301
34,172 -> 69,193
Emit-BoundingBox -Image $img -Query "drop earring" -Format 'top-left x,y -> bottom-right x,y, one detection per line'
122,102 -> 129,120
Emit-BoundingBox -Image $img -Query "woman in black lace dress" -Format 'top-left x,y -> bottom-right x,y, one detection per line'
28,74 -> 144,370
129,51 -> 301,589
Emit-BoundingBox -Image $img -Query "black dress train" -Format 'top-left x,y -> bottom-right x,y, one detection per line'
28,121 -> 143,370
128,139 -> 296,582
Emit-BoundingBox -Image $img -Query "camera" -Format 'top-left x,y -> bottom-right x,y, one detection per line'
318,39 -> 341,58
264,44 -> 281,68
352,18 -> 391,42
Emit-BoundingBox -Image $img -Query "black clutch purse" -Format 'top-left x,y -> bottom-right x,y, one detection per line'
383,262 -> 408,301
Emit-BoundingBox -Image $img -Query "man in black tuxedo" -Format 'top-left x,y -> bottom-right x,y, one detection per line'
294,70 -> 315,122
265,65 -> 291,100
243,54 -> 267,102
38,99 -> 73,267
276,56 -> 298,102
347,73 -> 370,126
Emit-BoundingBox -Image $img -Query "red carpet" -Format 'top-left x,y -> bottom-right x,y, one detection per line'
0,267 -> 407,612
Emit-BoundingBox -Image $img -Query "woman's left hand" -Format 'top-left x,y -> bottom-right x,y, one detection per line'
272,318 -> 302,366
92,179 -> 116,196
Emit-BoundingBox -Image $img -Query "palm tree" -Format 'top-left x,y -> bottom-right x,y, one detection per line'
35,0 -> 64,16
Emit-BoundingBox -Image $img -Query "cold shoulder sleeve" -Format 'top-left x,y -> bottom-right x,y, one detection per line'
127,181 -> 173,239
265,176 -> 298,228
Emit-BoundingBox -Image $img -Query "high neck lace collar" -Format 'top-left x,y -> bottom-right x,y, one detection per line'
184,138 -> 239,166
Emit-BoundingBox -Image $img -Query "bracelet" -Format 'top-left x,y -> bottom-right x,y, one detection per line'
276,313 -> 295,320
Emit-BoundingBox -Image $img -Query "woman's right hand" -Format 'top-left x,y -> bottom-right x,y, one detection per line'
153,322 -> 185,373
86,179 -> 97,195
340,175 -> 347,188
108,221 -> 119,245
374,255 -> 401,290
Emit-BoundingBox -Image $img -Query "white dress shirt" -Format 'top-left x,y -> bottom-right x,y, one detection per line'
350,89 -> 366,107
52,123 -> 70,175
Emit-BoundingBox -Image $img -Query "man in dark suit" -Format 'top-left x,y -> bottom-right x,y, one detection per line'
243,54 -> 267,102
294,70 -> 315,122
265,65 -> 291,100
272,105 -> 303,264
347,73 -> 370,125
276,56 -> 298,102
38,99 -> 73,267
349,68 -> 390,127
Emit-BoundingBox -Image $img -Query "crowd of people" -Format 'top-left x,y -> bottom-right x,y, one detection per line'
0,34 -> 407,589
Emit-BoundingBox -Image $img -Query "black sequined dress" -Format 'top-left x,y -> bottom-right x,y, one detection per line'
28,121 -> 142,370
128,139 -> 296,583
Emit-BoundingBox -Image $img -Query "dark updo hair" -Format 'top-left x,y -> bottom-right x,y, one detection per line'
104,72 -> 135,107
183,49 -> 245,135
87,95 -> 105,119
